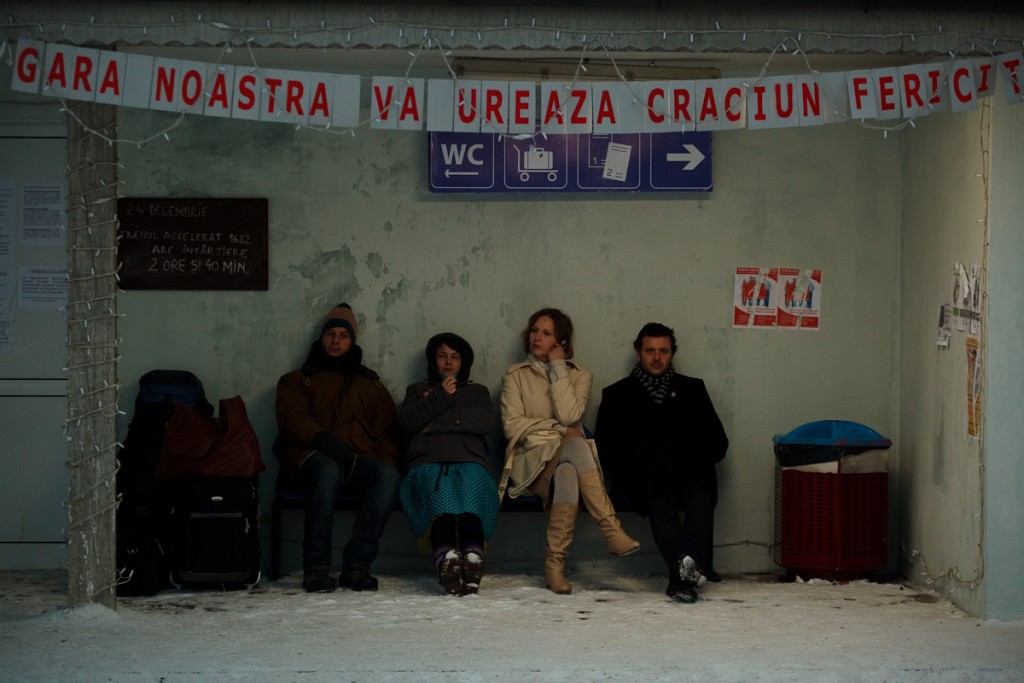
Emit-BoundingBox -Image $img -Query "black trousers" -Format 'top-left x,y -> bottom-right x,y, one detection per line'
645,481 -> 714,574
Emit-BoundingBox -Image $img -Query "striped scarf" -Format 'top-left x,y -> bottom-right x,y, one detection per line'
632,362 -> 675,404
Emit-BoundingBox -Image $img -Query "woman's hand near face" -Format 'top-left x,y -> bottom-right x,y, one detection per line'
441,375 -> 458,395
547,342 -> 566,361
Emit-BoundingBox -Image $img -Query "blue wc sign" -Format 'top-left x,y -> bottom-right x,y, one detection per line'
429,130 -> 712,193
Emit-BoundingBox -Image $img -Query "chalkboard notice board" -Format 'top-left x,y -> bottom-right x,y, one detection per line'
117,198 -> 269,290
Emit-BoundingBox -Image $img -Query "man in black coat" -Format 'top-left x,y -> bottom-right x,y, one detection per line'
595,322 -> 728,603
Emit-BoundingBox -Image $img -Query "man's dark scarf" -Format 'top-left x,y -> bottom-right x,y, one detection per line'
303,340 -> 363,375
632,361 -> 676,404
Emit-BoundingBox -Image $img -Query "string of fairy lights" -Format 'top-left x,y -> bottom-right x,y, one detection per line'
2,9 -> 1021,146
28,31 -> 1014,150
2,10 -> 1023,49
60,138 -> 126,597
1,8 -> 1009,598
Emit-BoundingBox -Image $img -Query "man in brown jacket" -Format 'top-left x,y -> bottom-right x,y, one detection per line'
276,303 -> 400,593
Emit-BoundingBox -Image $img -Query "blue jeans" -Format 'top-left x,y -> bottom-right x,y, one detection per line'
295,452 -> 400,574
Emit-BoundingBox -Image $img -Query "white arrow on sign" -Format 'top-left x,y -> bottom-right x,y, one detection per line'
666,144 -> 706,171
445,169 -> 481,177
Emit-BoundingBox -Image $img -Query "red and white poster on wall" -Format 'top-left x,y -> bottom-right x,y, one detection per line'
733,267 -> 778,329
777,268 -> 822,330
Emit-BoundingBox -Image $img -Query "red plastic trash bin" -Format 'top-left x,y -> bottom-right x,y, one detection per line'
772,420 -> 892,581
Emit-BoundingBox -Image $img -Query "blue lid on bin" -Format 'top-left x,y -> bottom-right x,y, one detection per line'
772,420 -> 892,448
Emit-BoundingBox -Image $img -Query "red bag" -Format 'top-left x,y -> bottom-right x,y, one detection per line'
155,395 -> 265,480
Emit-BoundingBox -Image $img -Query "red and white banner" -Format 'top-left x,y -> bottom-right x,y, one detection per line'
10,40 -> 1024,132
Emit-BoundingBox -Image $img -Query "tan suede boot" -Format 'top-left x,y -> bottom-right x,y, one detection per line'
544,503 -> 578,594
578,469 -> 640,556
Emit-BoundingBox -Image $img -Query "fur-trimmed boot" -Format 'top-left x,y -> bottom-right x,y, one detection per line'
545,503 -> 578,594
578,469 -> 640,556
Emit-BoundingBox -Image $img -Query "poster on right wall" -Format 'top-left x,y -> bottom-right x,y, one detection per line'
951,262 -> 982,336
966,336 -> 982,439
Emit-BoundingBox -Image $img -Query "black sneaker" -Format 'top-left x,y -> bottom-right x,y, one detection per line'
438,549 -> 464,596
302,571 -> 336,593
338,566 -> 379,592
667,581 -> 698,603
678,555 -> 708,588
462,551 -> 484,595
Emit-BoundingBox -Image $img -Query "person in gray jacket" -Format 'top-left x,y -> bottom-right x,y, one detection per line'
398,332 -> 498,596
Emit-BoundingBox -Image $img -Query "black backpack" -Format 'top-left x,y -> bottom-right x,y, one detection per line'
116,370 -> 213,596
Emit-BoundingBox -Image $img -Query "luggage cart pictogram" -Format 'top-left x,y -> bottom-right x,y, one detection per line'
512,144 -> 558,182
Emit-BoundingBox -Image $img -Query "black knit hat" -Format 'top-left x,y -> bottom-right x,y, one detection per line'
425,332 -> 474,383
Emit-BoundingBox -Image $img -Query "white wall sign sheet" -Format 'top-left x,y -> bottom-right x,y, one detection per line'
951,261 -> 982,336
0,179 -> 14,265
21,184 -> 65,247
0,269 -> 12,352
17,267 -> 67,311
0,268 -> 13,314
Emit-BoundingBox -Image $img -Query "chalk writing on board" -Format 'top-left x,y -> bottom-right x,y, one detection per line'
117,198 -> 268,290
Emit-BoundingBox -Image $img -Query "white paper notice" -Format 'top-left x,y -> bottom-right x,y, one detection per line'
0,178 -> 14,265
0,268 -> 13,314
0,268 -> 14,351
937,303 -> 952,348
18,267 -> 67,310
21,184 -> 65,246
951,261 -> 981,336
602,142 -> 632,182
0,313 -> 13,352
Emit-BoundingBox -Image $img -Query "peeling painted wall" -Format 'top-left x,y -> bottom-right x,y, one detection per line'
899,95 -> 1024,620
115,91 -> 902,575
899,105 -> 988,616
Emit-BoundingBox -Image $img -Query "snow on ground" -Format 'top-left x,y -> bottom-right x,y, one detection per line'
1,568 -> 1023,682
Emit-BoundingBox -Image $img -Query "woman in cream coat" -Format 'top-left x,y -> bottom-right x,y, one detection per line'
499,307 -> 639,594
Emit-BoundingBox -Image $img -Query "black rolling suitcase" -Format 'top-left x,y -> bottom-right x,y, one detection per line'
168,476 -> 261,588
